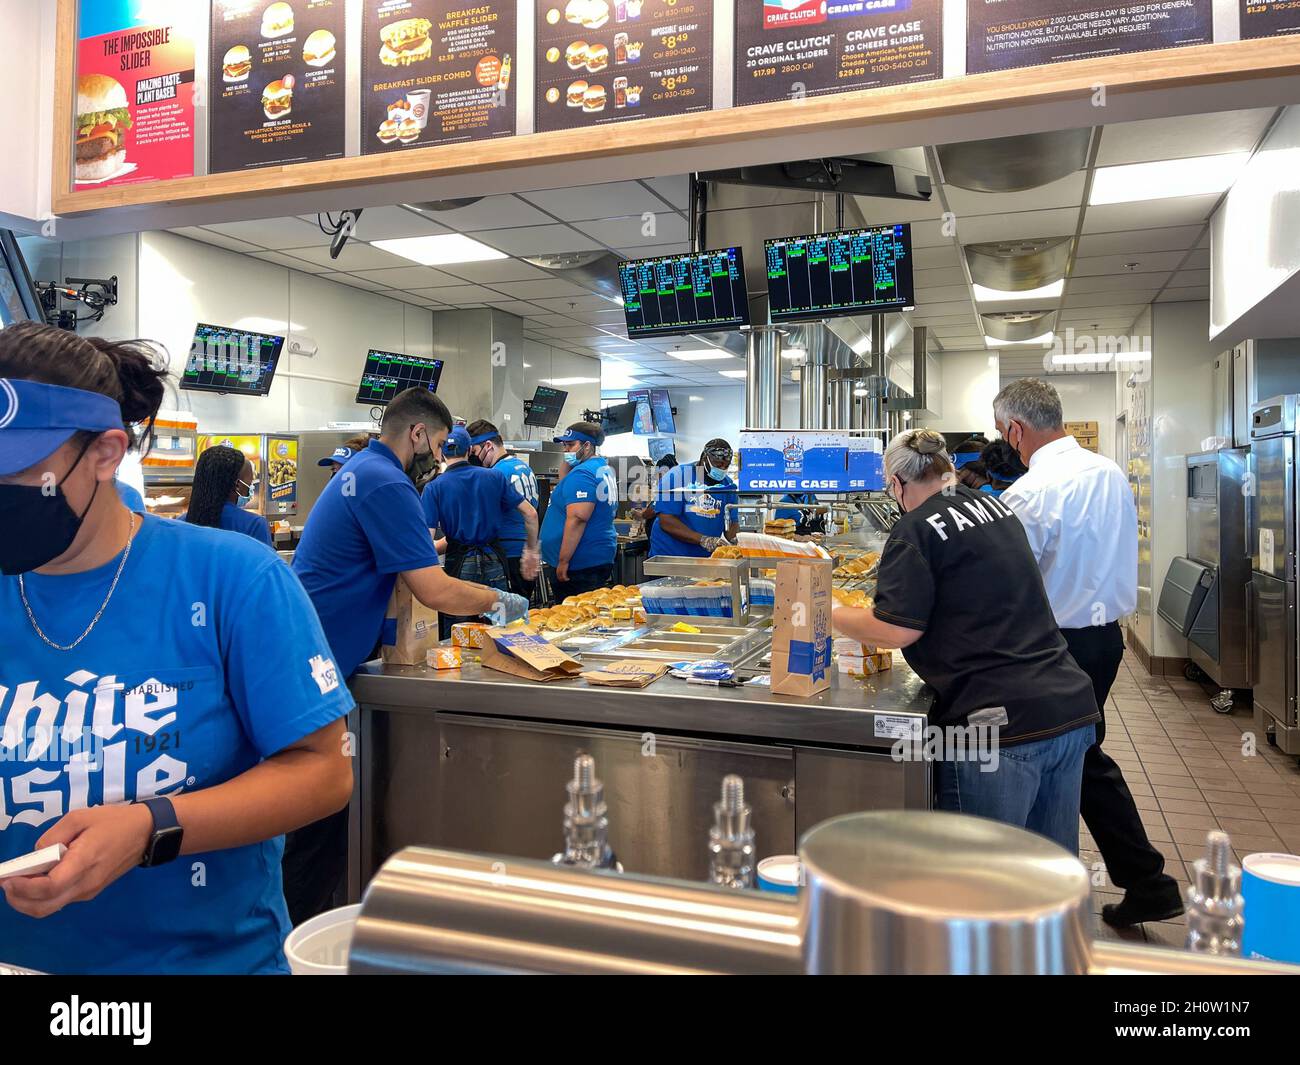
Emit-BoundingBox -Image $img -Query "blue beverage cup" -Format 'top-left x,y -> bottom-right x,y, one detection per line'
757,855 -> 802,895
1241,852 -> 1300,963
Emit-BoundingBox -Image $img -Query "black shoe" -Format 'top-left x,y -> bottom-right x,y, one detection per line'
1101,882 -> 1185,928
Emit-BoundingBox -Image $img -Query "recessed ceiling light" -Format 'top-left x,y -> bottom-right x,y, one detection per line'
1089,152 -> 1251,206
371,234 -> 507,265
1051,351 -> 1151,365
689,395 -> 704,402
973,280 -> 1065,303
781,348 -> 807,360
669,349 -> 732,361
984,332 -> 1055,347
543,376 -> 599,385
719,369 -> 747,379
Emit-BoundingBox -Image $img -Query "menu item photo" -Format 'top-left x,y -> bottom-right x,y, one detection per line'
75,74 -> 132,182
209,0 -> 346,173
362,0 -> 518,152
535,0 -> 713,132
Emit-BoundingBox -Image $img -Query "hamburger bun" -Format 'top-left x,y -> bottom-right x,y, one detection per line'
261,1 -> 294,37
566,79 -> 588,107
77,72 -> 129,116
397,117 -> 420,143
582,84 -> 606,112
376,119 -> 401,143
75,148 -> 127,182
565,41 -> 588,69
585,43 -> 608,72
302,28 -> 336,67
222,44 -> 252,82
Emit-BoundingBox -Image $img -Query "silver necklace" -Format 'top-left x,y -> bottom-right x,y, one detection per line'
19,512 -> 137,652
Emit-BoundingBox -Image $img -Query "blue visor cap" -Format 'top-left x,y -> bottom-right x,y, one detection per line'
0,378 -> 124,476
553,429 -> 598,445
467,431 -> 497,446
442,426 -> 472,457
317,446 -> 354,467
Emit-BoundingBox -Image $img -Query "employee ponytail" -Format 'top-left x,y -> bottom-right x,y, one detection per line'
884,428 -> 954,484
0,320 -> 168,450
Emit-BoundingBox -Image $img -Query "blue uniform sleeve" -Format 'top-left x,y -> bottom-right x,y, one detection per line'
359,481 -> 441,574
250,514 -> 273,546
565,467 -> 601,509
420,481 -> 440,534
498,469 -> 525,513
221,556 -> 355,757
656,467 -> 686,517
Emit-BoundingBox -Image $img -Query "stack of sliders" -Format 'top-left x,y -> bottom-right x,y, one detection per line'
222,45 -> 252,83
379,17 -> 433,66
764,517 -> 797,538
530,586 -> 644,633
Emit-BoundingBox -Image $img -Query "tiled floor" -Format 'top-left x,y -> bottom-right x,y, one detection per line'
1085,650 -> 1300,950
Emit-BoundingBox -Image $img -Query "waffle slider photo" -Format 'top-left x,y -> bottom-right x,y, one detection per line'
379,17 -> 434,66
223,44 -> 252,83
261,1 -> 294,38
302,29 -> 337,67
262,79 -> 293,120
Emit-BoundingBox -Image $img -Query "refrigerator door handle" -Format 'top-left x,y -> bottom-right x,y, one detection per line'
1245,578 -> 1254,689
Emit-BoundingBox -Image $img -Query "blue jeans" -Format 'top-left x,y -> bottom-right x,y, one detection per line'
935,724 -> 1096,855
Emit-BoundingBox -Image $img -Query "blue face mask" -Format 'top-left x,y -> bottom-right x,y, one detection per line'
236,478 -> 255,508
706,465 -> 728,483
563,453 -> 580,468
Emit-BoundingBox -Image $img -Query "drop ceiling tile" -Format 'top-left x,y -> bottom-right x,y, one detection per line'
1068,271 -> 1173,294
531,294 -> 621,313
347,206 -> 451,241
318,272 -> 390,292
1183,248 -> 1211,270
201,216 -> 333,250
1169,268 -> 1210,287
350,266 -> 466,288
171,227 -> 263,254
1064,289 -> 1160,308
411,283 -> 510,304
914,284 -> 970,303
1074,226 -> 1203,257
910,301 -> 975,320
1082,194 -> 1221,233
414,196 -> 555,231
908,220 -> 956,248
939,336 -> 989,349
523,182 -> 673,222
489,300 -> 548,317
248,250 -> 334,273
1155,287 -> 1210,302
439,259 -> 553,284
642,175 -> 690,209
485,278 -> 592,300
1059,304 -> 1146,321
956,207 -> 1079,244
618,242 -> 691,259
470,225 -> 603,255
575,214 -> 690,248
914,267 -> 967,288
912,245 -> 963,271
1072,250 -> 1189,276
854,197 -> 946,225
531,313 -> 581,327
944,171 -> 1086,217
281,242 -> 411,270
1096,108 -> 1275,166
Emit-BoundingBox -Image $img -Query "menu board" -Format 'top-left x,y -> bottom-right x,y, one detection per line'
1240,0 -> 1300,38
209,1 -> 347,172
535,0 -> 713,132
362,0 -> 517,152
967,0 -> 1213,73
735,0 -> 942,106
74,0 -> 196,188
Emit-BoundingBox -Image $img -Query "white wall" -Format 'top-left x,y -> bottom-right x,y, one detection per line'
921,350 -> 1000,437
1041,373 -> 1117,460
0,0 -> 55,228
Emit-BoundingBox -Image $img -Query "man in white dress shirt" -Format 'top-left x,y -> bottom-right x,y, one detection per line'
994,378 -> 1183,928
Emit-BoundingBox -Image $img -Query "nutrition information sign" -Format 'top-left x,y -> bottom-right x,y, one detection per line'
534,0 -> 714,132
734,0 -> 942,106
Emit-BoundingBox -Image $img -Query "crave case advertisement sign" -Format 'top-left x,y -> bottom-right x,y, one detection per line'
209,0 -> 348,172
1239,0 -> 1300,37
361,0 -> 517,153
74,0 -> 197,187
967,0 -> 1213,73
534,0 -> 714,132
735,0 -> 942,106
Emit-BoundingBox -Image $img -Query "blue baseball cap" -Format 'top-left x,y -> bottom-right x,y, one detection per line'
442,425 -> 471,457
0,378 -> 124,476
553,428 -> 598,445
317,446 -> 354,467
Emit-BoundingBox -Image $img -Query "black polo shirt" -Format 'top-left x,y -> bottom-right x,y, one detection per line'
872,483 -> 1099,745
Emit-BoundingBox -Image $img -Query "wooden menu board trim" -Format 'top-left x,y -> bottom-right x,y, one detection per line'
51,2 -> 1300,217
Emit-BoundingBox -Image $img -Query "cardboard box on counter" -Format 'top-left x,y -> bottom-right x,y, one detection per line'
839,652 -> 893,676
451,622 -> 492,649
427,646 -> 464,670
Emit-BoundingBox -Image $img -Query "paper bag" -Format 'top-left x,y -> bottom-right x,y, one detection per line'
581,660 -> 670,688
480,625 -> 583,682
381,576 -> 439,666
770,557 -> 833,697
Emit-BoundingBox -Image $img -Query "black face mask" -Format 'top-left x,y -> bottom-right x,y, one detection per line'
0,437 -> 101,575
406,432 -> 438,481
466,450 -> 484,467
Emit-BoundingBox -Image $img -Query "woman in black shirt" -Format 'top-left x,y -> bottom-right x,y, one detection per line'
832,428 -> 1099,854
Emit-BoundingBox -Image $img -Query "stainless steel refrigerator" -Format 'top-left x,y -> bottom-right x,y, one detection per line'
1249,395 -> 1300,755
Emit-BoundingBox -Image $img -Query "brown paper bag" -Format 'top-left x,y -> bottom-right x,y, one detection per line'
480,625 -> 583,682
770,557 -> 833,697
381,576 -> 440,666
581,660 -> 670,688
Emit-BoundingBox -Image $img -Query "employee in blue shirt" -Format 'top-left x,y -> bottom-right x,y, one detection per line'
316,434 -> 369,480
182,444 -> 273,545
287,387 -> 529,922
421,426 -> 540,636
649,438 -> 739,558
0,322 -> 354,975
773,492 -> 828,536
465,418 -> 543,599
541,421 -> 619,599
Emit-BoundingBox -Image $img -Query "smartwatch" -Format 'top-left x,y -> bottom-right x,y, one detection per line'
133,796 -> 184,867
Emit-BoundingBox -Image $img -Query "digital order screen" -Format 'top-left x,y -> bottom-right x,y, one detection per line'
619,247 -> 751,339
182,323 -> 285,396
355,350 -> 444,405
627,388 -> 655,435
765,224 -> 914,323
650,389 -> 675,434
525,385 -> 568,428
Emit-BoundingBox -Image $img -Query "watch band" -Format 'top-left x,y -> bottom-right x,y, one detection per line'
134,796 -> 184,867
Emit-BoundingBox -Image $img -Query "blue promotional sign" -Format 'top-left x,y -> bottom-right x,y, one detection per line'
738,430 -> 884,493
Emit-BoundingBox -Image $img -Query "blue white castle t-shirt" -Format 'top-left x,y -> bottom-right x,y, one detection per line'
0,515 -> 353,975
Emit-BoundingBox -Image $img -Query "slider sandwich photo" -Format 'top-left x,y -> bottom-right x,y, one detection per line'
74,74 -> 131,183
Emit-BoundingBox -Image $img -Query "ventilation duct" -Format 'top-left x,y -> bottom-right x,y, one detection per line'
981,310 -> 1055,342
936,129 -> 1090,193
965,236 -> 1073,292
518,250 -> 625,303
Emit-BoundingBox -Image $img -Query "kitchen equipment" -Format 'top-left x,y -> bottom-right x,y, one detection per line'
1184,830 -> 1244,955
1248,396 -> 1300,754
552,754 -> 622,871
708,775 -> 755,889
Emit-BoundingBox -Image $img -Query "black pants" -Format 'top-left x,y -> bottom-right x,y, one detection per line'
506,555 -> 537,602
282,806 -> 348,927
1062,622 -> 1175,896
548,562 -> 613,602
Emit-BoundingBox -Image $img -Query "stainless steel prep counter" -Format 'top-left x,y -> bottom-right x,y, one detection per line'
346,658 -> 935,895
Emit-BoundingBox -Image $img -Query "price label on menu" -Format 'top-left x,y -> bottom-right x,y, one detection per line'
361,0 -> 517,153
734,0 -> 942,106
534,0 -> 714,132
209,0 -> 347,173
